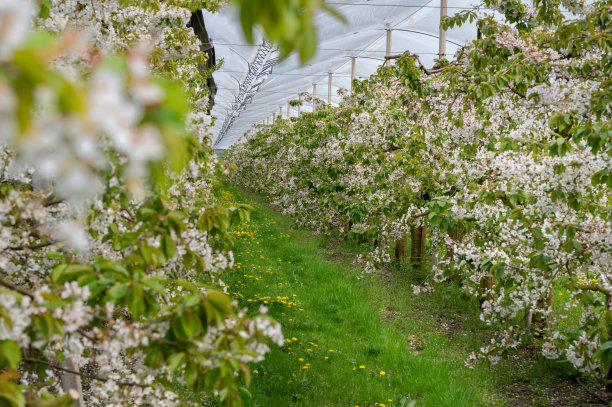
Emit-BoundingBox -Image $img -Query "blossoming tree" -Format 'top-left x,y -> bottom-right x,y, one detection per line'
227,0 -> 612,383
0,0 -> 339,405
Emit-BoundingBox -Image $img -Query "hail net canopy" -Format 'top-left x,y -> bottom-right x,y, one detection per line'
205,0 -> 478,149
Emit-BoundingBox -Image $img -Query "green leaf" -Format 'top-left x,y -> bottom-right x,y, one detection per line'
0,381 -> 25,407
51,264 -> 92,284
161,235 -> 176,259
166,352 -> 186,375
185,360 -> 198,387
0,340 -> 21,370
204,291 -> 232,325
142,277 -> 166,296
108,283 -> 129,300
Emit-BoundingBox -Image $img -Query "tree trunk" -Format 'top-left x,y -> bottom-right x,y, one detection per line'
526,286 -> 554,332
534,286 -> 554,331
524,309 -> 533,329
478,276 -> 494,308
446,224 -> 465,281
395,236 -> 408,260
410,225 -> 427,269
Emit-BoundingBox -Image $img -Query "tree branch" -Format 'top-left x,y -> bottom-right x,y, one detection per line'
43,199 -> 64,207
24,358 -> 146,387
8,241 -> 55,251
384,51 -> 457,75
0,275 -> 34,297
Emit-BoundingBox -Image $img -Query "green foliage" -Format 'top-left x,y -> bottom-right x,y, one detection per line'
232,0 -> 344,63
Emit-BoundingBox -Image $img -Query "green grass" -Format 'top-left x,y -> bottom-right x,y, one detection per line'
215,183 -> 579,407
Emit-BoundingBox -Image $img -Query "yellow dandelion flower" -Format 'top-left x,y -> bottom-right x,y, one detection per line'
379,371 -> 386,375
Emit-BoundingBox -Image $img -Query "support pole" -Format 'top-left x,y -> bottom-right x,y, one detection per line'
351,57 -> 356,93
60,359 -> 85,407
328,73 -> 332,105
279,106 -> 282,118
272,113 -> 276,122
287,101 -> 290,119
439,0 -> 447,60
313,84 -> 317,112
298,94 -> 302,116
386,29 -> 392,57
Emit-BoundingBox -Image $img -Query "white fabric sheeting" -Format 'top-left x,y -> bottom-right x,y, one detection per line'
205,1 -> 478,149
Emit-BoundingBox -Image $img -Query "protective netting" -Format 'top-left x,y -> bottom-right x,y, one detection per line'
205,0 -> 479,149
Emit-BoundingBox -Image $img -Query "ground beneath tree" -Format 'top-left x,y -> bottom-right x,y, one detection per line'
216,183 -> 608,407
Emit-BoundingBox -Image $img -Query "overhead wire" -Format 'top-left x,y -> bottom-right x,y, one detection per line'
210,0 -> 475,147
212,43 -> 449,54
326,2 -> 486,9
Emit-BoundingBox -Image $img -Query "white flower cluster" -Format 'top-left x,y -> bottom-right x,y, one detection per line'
0,1 -> 282,406
227,3 -> 611,378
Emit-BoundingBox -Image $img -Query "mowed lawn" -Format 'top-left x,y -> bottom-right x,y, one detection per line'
215,183 -> 521,407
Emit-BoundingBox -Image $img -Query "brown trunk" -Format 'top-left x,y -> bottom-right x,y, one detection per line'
431,244 -> 438,268
524,309 -> 533,329
446,225 -> 465,281
410,225 -> 427,269
478,276 -> 494,308
395,237 -> 408,260
545,286 -> 554,329
529,286 -> 554,333
535,286 -> 554,330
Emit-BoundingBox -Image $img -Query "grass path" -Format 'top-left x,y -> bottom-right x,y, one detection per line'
217,184 -> 574,407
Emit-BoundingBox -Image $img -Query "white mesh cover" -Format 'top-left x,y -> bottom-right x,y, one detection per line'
206,1 -> 478,149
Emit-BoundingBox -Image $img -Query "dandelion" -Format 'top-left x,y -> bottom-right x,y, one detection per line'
379,371 -> 386,375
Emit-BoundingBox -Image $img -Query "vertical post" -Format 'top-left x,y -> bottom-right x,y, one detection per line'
328,72 -> 332,105
395,236 -> 408,261
287,101 -> 290,119
313,84 -> 317,112
298,94 -> 302,116
272,113 -> 276,122
351,57 -> 356,93
439,0 -> 447,60
410,225 -> 427,269
279,106 -> 282,118
386,29 -> 392,57
60,359 -> 85,407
